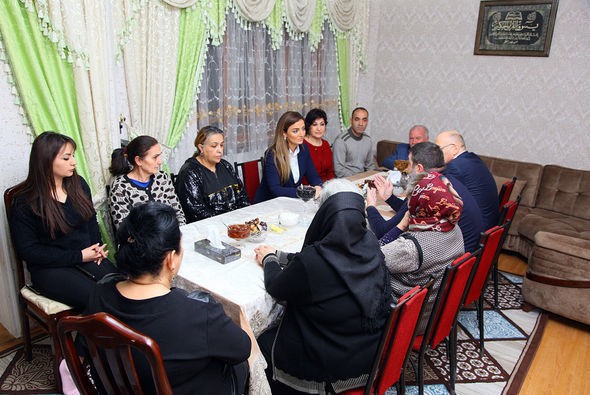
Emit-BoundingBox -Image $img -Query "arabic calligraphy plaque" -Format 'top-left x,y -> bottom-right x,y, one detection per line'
474,0 -> 559,57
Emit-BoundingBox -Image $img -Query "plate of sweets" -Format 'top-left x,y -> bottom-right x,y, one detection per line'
245,218 -> 268,242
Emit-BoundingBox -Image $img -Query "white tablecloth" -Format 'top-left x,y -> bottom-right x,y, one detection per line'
175,197 -> 314,395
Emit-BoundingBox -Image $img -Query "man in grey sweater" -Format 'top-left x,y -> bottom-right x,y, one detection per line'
332,107 -> 376,177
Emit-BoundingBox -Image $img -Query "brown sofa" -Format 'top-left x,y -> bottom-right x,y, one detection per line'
376,140 -> 590,325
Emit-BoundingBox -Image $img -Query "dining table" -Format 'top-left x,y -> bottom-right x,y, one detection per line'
174,171 -> 396,394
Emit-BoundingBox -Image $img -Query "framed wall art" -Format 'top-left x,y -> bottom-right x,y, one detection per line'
474,0 -> 559,57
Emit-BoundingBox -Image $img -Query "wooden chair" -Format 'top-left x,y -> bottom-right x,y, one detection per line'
410,252 -> 479,395
234,157 -> 263,203
4,184 -> 78,391
463,225 -> 507,354
498,176 -> 517,212
341,280 -> 433,395
491,197 -> 522,307
58,312 -> 173,395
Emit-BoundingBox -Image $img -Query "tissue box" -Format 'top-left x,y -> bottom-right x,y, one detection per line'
194,239 -> 241,264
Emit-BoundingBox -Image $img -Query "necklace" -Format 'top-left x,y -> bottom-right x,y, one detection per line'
127,278 -> 170,289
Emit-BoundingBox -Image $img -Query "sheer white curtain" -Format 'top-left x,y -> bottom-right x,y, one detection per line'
169,12 -> 340,171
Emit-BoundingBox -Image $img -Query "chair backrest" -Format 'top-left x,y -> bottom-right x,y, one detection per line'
58,312 -> 173,395
4,183 -> 28,289
422,252 -> 479,349
370,280 -> 433,395
464,225 -> 506,306
234,157 -> 262,203
498,176 -> 517,212
498,197 -> 521,227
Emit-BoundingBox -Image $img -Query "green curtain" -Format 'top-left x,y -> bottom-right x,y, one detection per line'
166,4 -> 211,149
0,0 -> 115,256
336,35 -> 351,128
0,0 -> 91,180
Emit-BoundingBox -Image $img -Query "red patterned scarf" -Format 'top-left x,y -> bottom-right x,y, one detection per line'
408,172 -> 463,232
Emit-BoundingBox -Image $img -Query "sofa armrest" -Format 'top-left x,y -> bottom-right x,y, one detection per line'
534,231 -> 590,261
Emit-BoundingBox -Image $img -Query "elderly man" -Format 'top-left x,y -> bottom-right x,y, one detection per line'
435,130 -> 499,230
382,125 -> 429,169
366,142 -> 484,253
332,107 -> 376,177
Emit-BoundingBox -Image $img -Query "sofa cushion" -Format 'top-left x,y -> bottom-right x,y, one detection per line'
480,155 -> 543,208
493,175 -> 527,203
535,165 -> 590,221
518,208 -> 590,243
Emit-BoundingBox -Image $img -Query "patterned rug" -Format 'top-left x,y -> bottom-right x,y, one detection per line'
0,338 -> 57,394
0,272 -> 545,395
386,271 -> 547,395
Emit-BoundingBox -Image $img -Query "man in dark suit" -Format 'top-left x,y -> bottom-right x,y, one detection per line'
382,125 -> 429,169
435,130 -> 499,230
366,142 -> 484,253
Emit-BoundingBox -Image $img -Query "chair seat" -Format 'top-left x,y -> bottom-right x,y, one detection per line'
20,287 -> 73,315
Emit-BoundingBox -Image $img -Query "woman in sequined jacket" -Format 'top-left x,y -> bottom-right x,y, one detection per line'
175,126 -> 250,223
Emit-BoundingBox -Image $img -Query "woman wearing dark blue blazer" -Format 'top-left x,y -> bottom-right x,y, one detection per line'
254,111 -> 322,203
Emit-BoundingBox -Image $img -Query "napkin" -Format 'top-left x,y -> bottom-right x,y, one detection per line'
208,225 -> 225,249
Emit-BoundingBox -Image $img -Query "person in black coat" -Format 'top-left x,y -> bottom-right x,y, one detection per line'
83,202 -> 251,394
254,179 -> 391,394
175,126 -> 250,223
9,131 -> 118,308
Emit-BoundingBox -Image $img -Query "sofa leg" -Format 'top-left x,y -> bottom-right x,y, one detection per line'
521,301 -> 535,312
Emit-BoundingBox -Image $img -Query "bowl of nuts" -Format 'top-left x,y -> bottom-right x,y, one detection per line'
245,218 -> 268,243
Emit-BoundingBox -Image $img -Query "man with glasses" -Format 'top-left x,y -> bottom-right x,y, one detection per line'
435,130 -> 499,230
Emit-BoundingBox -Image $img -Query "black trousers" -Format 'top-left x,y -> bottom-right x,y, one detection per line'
31,260 -> 119,308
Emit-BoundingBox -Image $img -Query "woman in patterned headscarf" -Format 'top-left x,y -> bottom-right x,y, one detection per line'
380,171 -> 465,333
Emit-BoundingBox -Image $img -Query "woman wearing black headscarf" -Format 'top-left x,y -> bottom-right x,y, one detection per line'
254,179 -> 391,394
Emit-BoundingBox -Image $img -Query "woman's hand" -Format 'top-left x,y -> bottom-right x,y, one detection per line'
82,243 -> 108,264
313,185 -> 322,199
373,174 -> 393,201
366,186 -> 377,207
254,245 -> 276,267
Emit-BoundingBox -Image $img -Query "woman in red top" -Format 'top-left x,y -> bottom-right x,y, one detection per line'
303,108 -> 335,183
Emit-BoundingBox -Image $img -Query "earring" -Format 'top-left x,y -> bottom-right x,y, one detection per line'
283,136 -> 287,141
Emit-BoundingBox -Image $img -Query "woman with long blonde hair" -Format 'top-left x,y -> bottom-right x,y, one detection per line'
254,111 -> 322,203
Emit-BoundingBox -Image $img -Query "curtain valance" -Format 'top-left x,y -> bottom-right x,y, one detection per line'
21,0 -> 365,63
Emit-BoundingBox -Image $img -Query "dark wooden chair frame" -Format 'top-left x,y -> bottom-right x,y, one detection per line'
58,312 -> 173,395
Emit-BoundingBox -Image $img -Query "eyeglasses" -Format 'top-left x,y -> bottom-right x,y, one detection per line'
440,144 -> 455,151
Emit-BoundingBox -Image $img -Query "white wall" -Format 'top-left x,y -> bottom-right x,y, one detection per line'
357,0 -> 590,170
